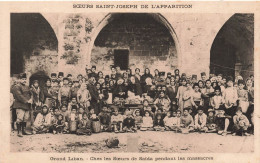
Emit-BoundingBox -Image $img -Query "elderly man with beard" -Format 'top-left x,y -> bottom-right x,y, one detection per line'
12,73 -> 33,137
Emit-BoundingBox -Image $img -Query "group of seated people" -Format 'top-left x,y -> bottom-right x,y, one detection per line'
32,102 -> 252,136
10,65 -> 254,137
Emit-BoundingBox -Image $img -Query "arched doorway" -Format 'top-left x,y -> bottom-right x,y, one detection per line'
29,71 -> 49,89
89,13 -> 179,74
11,13 -> 58,75
210,14 -> 254,79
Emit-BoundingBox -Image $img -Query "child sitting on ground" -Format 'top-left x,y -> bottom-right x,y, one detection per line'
215,106 -> 231,136
141,111 -> 153,131
53,114 -> 65,134
68,106 -> 79,133
153,113 -> 165,131
111,107 -> 124,133
133,109 -> 143,130
98,106 -> 111,132
163,111 -> 174,131
171,110 -> 182,132
232,107 -> 250,136
76,112 -> 92,135
205,108 -> 217,133
32,105 -> 52,134
180,108 -> 194,133
194,106 -> 207,132
123,111 -> 136,132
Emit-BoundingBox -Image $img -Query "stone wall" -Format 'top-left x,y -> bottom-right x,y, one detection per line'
11,13 -> 58,77
91,13 -> 177,74
12,13 -> 254,80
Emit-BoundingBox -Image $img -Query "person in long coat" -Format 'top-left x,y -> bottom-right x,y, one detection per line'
12,73 -> 33,137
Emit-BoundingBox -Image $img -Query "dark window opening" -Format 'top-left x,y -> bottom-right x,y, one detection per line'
114,49 -> 129,70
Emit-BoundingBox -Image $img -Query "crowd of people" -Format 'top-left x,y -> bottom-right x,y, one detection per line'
10,65 -> 254,137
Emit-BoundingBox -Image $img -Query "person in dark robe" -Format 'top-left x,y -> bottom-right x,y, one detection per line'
140,68 -> 153,92
87,75 -> 100,114
113,78 -> 128,99
128,76 -> 142,97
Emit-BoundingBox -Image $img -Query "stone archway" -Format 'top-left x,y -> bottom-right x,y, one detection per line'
87,13 -> 180,74
11,13 -> 58,76
210,14 -> 254,79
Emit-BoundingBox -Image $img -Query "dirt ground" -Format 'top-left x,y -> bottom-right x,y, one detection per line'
10,130 -> 254,153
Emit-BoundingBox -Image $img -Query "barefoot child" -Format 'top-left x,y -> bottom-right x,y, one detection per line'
76,112 -> 92,135
98,106 -> 111,132
111,107 -> 124,133
215,106 -> 231,136
180,108 -> 194,133
194,106 -> 207,132
205,109 -> 217,133
53,114 -> 65,134
141,111 -> 153,131
123,111 -> 136,132
133,109 -> 143,130
232,107 -> 250,136
163,111 -> 174,131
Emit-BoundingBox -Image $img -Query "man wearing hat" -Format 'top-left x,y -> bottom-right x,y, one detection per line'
67,74 -> 73,82
200,72 -> 207,84
58,77 -> 71,106
191,75 -> 197,86
50,73 -> 57,81
58,72 -> 64,86
12,73 -> 33,137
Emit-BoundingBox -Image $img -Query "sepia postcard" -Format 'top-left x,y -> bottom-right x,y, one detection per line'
0,1 -> 259,163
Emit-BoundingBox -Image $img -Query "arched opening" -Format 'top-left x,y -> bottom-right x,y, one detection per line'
29,71 -> 49,89
210,14 -> 254,79
90,13 -> 179,73
11,13 -> 58,75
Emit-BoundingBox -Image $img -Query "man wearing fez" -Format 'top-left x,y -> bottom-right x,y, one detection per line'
201,72 -> 207,84
58,72 -> 64,86
191,75 -> 197,86
12,73 -> 33,137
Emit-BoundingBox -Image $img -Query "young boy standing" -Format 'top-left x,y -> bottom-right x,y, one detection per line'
223,76 -> 238,117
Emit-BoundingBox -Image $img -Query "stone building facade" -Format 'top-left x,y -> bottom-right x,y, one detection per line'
11,13 -> 254,81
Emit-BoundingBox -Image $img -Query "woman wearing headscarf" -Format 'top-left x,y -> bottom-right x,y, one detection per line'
32,104 -> 52,134
140,68 -> 154,92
